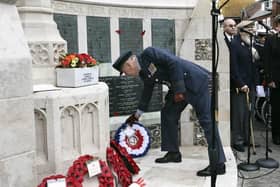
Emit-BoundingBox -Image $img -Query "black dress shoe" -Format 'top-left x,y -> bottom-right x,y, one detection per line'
197,163 -> 226,177
155,152 -> 182,163
232,144 -> 245,152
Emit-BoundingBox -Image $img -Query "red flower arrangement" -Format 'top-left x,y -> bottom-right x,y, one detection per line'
110,140 -> 140,175
107,147 -> 133,187
67,154 -> 115,187
98,160 -> 115,187
58,53 -> 99,68
38,154 -> 115,187
67,155 -> 94,183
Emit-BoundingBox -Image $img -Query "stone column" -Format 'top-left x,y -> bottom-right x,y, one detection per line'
179,0 -> 230,146
17,0 -> 66,85
0,0 -> 36,186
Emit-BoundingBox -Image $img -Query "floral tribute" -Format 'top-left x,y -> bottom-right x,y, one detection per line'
110,140 -> 140,174
107,140 -> 147,187
37,154 -> 114,187
114,123 -> 151,158
107,147 -> 133,187
58,53 -> 99,68
37,144 -> 145,187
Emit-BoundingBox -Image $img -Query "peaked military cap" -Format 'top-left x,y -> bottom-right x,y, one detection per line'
113,51 -> 132,72
237,20 -> 254,29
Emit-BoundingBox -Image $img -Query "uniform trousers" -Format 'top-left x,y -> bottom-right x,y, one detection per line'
160,82 -> 226,164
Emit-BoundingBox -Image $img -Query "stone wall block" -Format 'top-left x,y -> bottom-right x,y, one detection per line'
0,97 -> 35,159
0,152 -> 36,187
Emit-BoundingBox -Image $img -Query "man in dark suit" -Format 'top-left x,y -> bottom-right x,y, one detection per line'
113,47 -> 226,176
229,20 -> 257,152
264,15 -> 280,145
223,18 -> 237,48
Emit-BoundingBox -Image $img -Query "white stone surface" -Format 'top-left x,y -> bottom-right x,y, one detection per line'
78,15 -> 88,53
110,17 -> 120,64
179,0 -> 231,145
0,98 -> 35,158
17,0 -> 66,85
180,105 -> 195,146
142,18 -> 152,49
0,152 -> 37,187
0,3 -> 33,99
33,83 -> 110,177
63,0 -> 198,8
0,1 -> 36,186
134,146 -> 237,187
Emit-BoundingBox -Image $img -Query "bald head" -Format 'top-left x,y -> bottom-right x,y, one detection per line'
223,18 -> 237,36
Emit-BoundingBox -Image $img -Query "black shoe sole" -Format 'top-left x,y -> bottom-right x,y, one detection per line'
155,159 -> 182,163
197,171 -> 226,177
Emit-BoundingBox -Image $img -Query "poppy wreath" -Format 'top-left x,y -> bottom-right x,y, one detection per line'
98,160 -> 115,187
67,155 -> 94,183
110,140 -> 140,175
67,154 -> 115,186
38,154 -> 114,187
114,122 -> 151,158
107,147 -> 133,187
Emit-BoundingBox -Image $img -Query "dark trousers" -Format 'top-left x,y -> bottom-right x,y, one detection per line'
160,83 -> 226,164
271,87 -> 280,138
230,90 -> 249,145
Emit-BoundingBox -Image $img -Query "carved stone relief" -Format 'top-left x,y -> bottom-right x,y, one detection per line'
29,42 -> 66,65
53,1 -> 192,19
81,103 -> 99,152
60,106 -> 80,160
29,43 -> 50,65
34,109 -> 48,163
53,42 -> 66,64
195,39 -> 212,61
146,124 -> 161,148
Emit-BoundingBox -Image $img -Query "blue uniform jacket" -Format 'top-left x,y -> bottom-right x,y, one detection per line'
137,47 -> 209,111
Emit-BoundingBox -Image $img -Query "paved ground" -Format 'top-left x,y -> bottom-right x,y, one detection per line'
236,119 -> 280,187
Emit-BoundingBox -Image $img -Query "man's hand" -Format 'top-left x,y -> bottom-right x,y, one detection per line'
174,93 -> 185,103
125,113 -> 139,126
240,85 -> 249,93
268,81 -> 276,88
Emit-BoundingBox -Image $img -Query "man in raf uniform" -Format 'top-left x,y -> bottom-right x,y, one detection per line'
112,47 -> 226,176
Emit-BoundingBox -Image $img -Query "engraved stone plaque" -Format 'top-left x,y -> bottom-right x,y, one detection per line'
54,14 -> 78,53
99,76 -> 162,116
119,18 -> 143,55
87,16 -> 111,63
152,19 -> 175,54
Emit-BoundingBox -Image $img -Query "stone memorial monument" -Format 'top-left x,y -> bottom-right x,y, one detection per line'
0,0 -> 37,186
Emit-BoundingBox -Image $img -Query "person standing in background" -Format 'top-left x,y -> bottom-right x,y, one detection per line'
264,15 -> 280,145
223,18 -> 237,48
229,20 -> 258,152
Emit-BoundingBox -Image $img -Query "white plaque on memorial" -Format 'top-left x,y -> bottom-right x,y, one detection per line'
86,159 -> 102,177
47,178 -> 66,187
